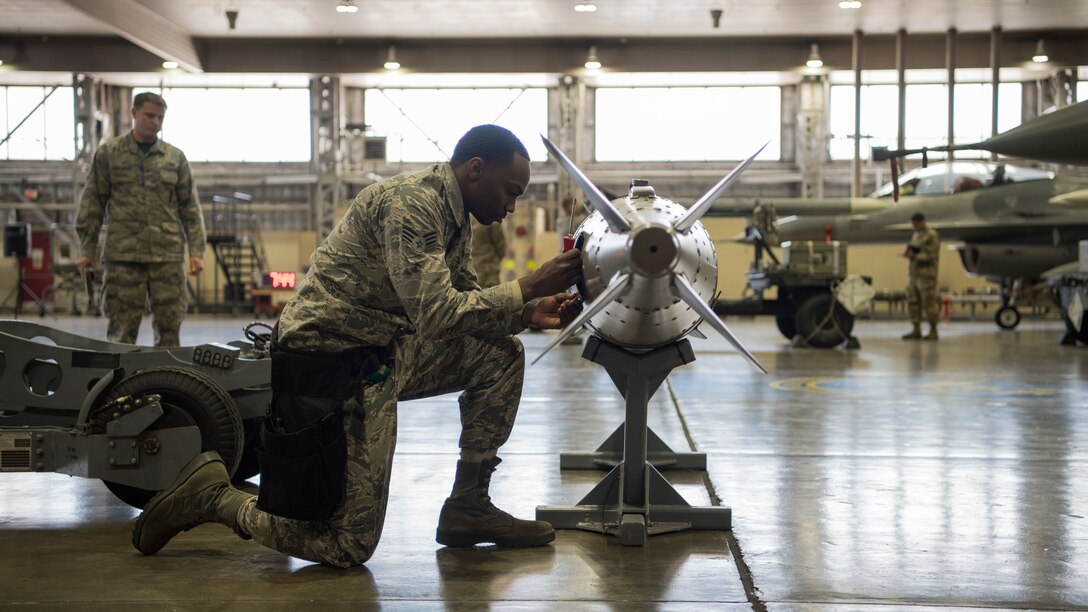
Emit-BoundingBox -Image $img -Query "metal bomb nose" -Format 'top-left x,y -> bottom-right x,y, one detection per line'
533,135 -> 768,373
629,225 -> 678,277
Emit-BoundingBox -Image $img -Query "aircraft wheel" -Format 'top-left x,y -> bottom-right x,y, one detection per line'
775,314 -> 797,340
89,367 -> 244,508
795,293 -> 854,348
995,306 -> 1021,330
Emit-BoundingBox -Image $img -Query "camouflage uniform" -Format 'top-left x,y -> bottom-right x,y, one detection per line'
470,217 -> 506,288
76,131 -> 204,347
242,163 -> 528,567
906,226 -> 940,327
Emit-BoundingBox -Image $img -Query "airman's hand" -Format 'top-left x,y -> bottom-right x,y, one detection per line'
521,292 -> 582,330
189,256 -> 204,275
518,249 -> 582,301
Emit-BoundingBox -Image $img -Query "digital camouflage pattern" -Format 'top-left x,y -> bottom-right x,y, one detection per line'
470,217 -> 506,288
102,261 -> 188,346
76,131 -> 204,347
906,226 -> 941,325
77,131 -> 205,263
277,163 -> 524,353
240,332 -> 524,567
248,162 -> 529,566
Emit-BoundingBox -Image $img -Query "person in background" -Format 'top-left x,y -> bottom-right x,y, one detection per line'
471,216 -> 506,288
902,212 -> 940,341
76,91 -> 205,347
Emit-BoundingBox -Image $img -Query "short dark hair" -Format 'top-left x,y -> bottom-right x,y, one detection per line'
133,92 -> 167,111
911,212 -> 925,222
450,125 -> 529,167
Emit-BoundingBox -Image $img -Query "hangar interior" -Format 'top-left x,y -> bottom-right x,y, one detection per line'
1,1 -> 1087,610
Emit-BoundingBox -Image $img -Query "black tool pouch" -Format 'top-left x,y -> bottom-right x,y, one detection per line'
256,394 -> 346,521
256,344 -> 361,521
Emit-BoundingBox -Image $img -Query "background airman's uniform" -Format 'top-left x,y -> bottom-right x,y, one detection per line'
76,132 -> 204,347
470,217 -> 506,288
906,225 -> 941,331
244,163 -> 528,567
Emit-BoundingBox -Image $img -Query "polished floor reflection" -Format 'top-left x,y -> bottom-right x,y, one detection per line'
1,314 -> 1085,609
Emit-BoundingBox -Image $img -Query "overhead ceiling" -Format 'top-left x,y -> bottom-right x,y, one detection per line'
1,0 -> 1085,39
1,0 -> 1085,76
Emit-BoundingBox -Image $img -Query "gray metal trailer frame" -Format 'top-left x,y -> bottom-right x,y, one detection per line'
0,320 -> 271,505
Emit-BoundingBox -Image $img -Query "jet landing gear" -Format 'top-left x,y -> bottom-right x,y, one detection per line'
996,278 -> 1022,330
995,305 -> 1021,330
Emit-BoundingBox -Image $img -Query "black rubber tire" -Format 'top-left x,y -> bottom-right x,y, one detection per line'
795,292 -> 854,348
775,314 -> 797,340
995,305 -> 1021,330
232,418 -> 262,483
90,366 -> 243,508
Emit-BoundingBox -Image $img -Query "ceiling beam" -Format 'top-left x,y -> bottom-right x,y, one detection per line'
61,0 -> 202,73
3,31 -> 1087,76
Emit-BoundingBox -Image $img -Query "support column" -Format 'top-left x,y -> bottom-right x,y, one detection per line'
310,75 -> 341,238
946,28 -> 957,160
990,26 -> 1002,160
797,76 -> 826,199
896,29 -> 906,152
72,73 -> 99,213
341,85 -> 367,173
851,29 -> 863,198
553,75 -> 583,224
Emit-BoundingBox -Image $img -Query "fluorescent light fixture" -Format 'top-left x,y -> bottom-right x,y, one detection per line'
806,44 -> 823,69
1032,39 -> 1048,63
585,46 -> 601,70
574,1 -> 597,12
384,46 -> 401,71
838,1 -> 862,8
336,0 -> 359,13
162,60 -> 179,70
0,59 -> 5,67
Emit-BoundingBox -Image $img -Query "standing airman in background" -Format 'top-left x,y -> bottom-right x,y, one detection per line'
903,212 -> 940,340
471,217 -> 506,288
76,92 -> 205,347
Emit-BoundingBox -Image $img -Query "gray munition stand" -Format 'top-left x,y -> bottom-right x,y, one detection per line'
536,336 -> 730,546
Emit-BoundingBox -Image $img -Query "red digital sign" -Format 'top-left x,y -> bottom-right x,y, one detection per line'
269,271 -> 296,289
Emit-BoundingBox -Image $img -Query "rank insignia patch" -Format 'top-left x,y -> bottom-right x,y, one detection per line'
401,226 -> 440,252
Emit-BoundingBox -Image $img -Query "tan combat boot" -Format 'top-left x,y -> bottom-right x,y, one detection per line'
902,325 -> 922,340
436,457 -> 555,548
132,451 -> 254,555
924,325 -> 939,341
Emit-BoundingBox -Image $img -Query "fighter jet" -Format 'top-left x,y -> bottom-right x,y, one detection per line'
770,161 -> 1088,329
720,100 -> 1088,330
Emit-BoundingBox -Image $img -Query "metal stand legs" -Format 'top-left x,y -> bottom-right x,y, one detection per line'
536,336 -> 731,545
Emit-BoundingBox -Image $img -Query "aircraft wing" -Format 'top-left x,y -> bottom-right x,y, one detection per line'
1049,189 -> 1088,209
709,197 -> 886,217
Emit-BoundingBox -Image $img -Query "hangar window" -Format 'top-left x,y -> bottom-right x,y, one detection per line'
955,83 -> 1023,147
0,85 -> 75,161
363,88 -> 548,162
830,83 -> 1021,160
828,84 -> 899,161
593,87 -> 782,161
159,87 -> 311,162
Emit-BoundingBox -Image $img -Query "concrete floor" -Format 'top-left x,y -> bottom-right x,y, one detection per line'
1,313 -> 1086,610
